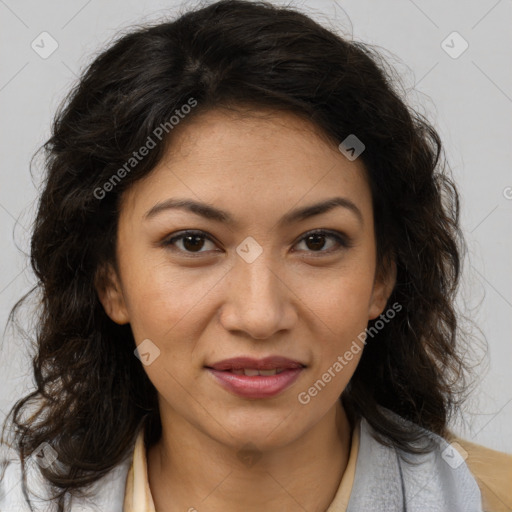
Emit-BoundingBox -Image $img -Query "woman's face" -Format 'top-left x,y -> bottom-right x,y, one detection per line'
98,108 -> 394,451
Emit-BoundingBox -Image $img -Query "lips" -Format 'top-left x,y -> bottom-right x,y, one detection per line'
206,356 -> 305,372
205,356 -> 306,399
227,368 -> 284,376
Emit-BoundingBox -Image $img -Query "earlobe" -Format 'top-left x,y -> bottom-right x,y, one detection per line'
368,258 -> 397,320
94,264 -> 130,325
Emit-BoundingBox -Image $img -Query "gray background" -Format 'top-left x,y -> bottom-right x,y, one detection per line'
1,0 -> 511,452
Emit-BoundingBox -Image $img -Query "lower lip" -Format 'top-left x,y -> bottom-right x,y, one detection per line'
206,368 -> 304,399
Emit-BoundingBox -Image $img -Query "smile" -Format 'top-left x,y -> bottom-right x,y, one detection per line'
225,368 -> 285,376
206,367 -> 304,399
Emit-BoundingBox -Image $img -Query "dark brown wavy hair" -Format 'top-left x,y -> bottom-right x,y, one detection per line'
1,0 -> 476,509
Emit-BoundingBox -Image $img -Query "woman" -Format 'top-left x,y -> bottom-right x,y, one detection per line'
1,1 -> 510,511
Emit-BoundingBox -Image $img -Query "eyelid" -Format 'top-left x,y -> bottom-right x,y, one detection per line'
292,229 -> 351,254
162,230 -> 220,255
161,229 -> 351,256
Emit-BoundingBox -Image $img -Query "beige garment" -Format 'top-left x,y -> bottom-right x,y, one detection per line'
123,422 -> 360,512
448,433 -> 512,512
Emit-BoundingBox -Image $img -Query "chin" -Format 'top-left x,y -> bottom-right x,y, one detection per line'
220,413 -> 304,450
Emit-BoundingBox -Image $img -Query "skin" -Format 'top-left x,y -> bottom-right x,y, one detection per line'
97,107 -> 395,512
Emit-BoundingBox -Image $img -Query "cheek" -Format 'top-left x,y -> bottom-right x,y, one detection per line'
123,264 -> 211,404
121,257 -> 224,348
291,259 -> 375,375
296,260 -> 375,327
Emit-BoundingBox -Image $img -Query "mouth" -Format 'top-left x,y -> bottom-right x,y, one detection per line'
205,356 -> 306,399
215,368 -> 288,376
206,355 -> 306,372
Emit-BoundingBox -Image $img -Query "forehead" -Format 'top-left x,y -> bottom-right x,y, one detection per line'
119,107 -> 372,223
164,107 -> 343,168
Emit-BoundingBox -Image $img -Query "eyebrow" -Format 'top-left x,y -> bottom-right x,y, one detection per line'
144,196 -> 363,227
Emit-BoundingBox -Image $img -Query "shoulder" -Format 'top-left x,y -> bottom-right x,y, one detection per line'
448,433 -> 512,511
352,411 -> 483,511
0,441 -> 134,512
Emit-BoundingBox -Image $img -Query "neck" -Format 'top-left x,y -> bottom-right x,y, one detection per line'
147,401 -> 352,512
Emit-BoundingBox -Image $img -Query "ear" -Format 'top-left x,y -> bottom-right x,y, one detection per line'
94,263 -> 130,325
368,257 -> 397,320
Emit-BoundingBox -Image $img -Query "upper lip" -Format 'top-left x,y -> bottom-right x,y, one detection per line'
206,356 -> 306,371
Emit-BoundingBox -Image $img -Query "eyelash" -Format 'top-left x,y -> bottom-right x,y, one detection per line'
161,229 -> 351,257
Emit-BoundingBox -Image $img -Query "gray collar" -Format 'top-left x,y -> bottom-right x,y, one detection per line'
345,414 -> 483,512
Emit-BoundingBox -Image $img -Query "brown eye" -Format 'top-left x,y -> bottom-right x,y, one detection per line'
304,233 -> 329,251
294,230 -> 350,254
181,234 -> 206,252
163,231 -> 218,254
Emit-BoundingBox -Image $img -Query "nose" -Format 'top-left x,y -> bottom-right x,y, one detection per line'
218,250 -> 297,340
